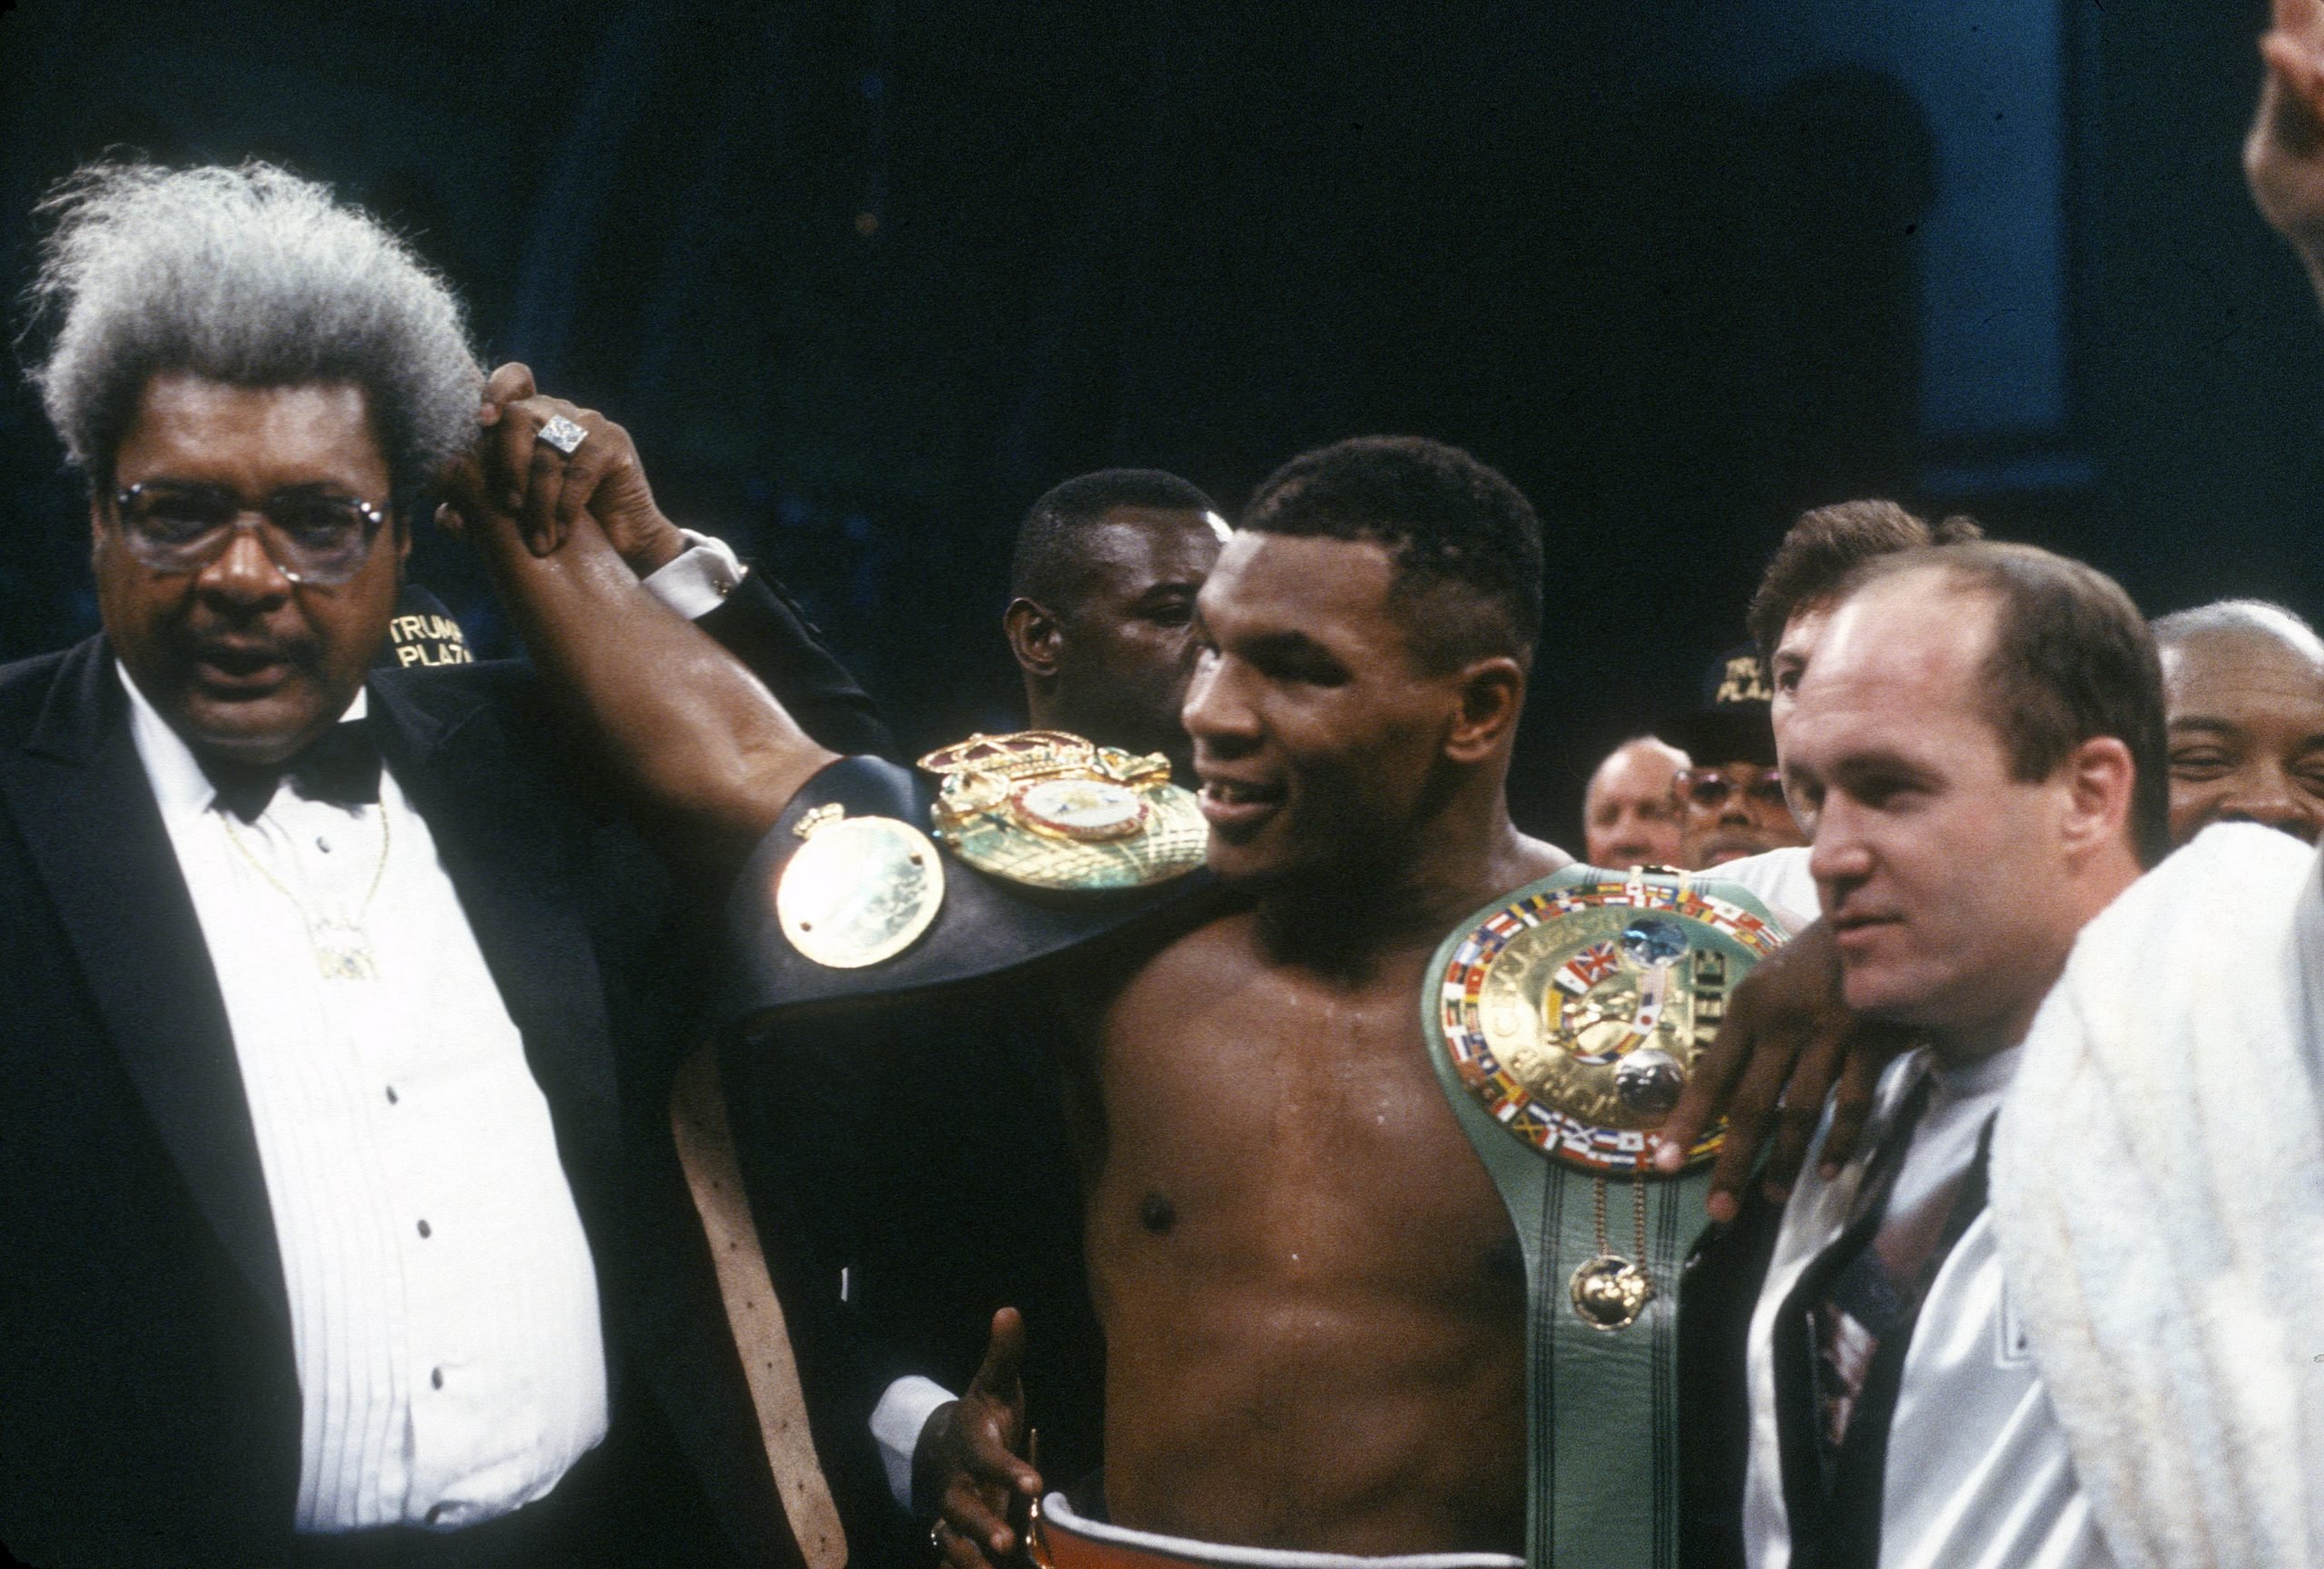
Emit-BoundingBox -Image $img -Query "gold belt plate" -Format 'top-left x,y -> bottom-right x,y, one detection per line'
919,729 -> 1206,892
775,804 -> 946,968
1431,868 -> 1787,1173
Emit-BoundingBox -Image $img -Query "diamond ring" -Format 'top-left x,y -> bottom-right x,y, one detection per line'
537,414 -> 588,455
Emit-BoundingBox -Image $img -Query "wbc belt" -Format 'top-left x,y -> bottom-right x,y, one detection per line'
1420,865 -> 1788,1569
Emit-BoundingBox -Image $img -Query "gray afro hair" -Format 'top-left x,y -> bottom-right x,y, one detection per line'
22,160 -> 483,506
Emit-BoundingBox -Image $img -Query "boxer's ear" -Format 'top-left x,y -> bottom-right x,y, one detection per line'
1445,655 -> 1525,763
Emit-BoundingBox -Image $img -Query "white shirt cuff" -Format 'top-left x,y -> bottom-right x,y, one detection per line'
639,528 -> 747,619
871,1375 -> 958,1513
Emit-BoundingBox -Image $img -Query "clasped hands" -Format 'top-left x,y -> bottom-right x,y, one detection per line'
434,361 -> 684,578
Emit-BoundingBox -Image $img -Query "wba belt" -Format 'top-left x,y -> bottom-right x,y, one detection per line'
1420,865 -> 1789,1569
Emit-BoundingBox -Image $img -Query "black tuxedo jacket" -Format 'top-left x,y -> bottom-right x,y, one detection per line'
0,577 -> 889,1568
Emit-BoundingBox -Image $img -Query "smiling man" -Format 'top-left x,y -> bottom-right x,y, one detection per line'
2152,597 -> 2324,845
1738,542 -> 2162,1569
1669,646 -> 1805,871
914,436 -> 1569,1568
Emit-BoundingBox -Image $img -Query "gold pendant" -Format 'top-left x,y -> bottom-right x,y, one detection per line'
1569,1254 -> 1654,1331
311,920 -> 379,982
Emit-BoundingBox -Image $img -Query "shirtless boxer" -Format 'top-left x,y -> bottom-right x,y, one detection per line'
927,436 -> 1569,1564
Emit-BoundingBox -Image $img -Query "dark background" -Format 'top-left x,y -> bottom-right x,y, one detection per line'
1,0 -> 2318,844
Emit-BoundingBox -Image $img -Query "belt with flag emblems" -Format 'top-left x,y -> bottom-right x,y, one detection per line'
1420,863 -> 1790,1568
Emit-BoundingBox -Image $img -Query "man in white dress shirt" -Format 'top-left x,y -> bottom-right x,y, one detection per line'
1728,542 -> 2166,1569
0,163 -> 872,1567
1662,16 -> 2324,1562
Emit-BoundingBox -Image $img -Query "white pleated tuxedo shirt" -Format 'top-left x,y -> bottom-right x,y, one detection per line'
120,537 -> 745,1534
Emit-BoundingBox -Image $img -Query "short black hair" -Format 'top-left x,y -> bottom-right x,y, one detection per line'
1841,542 -> 2170,867
1009,469 -> 1218,614
1746,499 -> 1983,654
1240,435 -> 1542,669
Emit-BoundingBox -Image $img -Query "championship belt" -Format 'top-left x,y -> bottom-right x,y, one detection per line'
774,802 -> 949,969
1420,864 -> 1789,1568
767,731 -> 1206,972
921,731 -> 1207,893
726,739 -> 1216,1026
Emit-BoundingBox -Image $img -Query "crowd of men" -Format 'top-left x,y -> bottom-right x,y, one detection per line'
5,8 -> 2324,1569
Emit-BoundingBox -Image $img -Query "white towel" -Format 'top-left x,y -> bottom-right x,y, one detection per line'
1991,823 -> 2324,1569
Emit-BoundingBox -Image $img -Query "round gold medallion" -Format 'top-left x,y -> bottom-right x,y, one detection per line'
1011,776 -> 1148,842
775,804 -> 946,969
1569,1254 -> 1656,1332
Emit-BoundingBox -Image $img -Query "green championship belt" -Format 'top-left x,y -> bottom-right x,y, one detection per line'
1422,864 -> 1789,1569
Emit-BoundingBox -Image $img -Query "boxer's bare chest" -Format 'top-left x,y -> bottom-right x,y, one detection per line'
1068,911 -> 1526,1549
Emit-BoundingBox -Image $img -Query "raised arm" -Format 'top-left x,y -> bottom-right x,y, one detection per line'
2250,0 -> 2324,308
439,366 -> 838,863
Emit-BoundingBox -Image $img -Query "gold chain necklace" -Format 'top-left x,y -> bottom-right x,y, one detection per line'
221,804 -> 391,982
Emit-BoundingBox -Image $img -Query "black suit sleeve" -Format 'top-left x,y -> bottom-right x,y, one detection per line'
695,569 -> 898,762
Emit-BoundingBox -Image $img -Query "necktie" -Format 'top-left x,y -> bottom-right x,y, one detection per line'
1808,1074 -> 1991,1484
203,718 -> 383,823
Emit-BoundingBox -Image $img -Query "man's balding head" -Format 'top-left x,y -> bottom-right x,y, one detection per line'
1788,546 -> 2158,1060
1583,735 -> 1688,868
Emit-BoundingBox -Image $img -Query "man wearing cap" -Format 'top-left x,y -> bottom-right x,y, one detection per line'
1669,646 -> 1806,871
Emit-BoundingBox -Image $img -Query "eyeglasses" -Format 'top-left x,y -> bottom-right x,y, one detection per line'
1673,765 -> 1786,811
110,482 -> 389,587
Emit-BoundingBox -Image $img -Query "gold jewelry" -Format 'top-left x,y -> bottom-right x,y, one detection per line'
221,805 -> 391,982
1570,1167 -> 1654,1331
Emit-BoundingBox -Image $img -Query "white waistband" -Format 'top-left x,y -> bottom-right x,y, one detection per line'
1039,1494 -> 1525,1569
